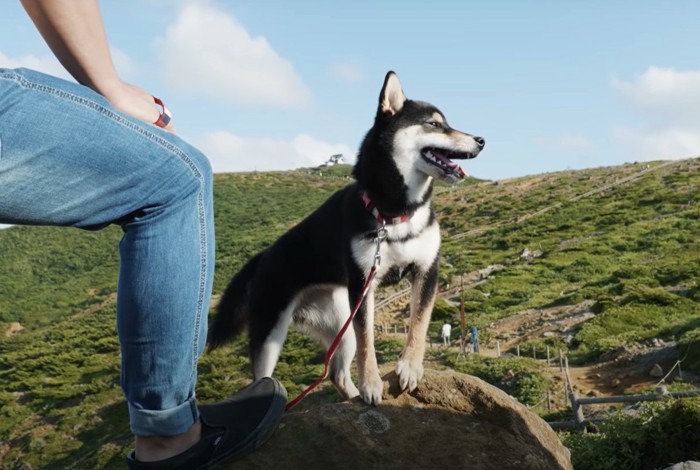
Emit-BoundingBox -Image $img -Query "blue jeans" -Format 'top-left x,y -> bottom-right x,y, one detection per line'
0,68 -> 214,436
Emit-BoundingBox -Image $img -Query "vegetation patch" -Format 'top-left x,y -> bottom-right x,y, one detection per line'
1,159 -> 698,466
446,353 -> 550,407
562,399 -> 700,470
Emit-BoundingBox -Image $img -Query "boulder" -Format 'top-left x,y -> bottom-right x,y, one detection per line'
650,363 -> 664,378
231,369 -> 572,469
664,462 -> 700,470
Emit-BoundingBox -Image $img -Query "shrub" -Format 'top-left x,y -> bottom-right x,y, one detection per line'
678,328 -> 700,373
563,399 -> 700,470
447,354 -> 549,406
431,297 -> 458,322
375,338 -> 404,363
621,285 -> 681,307
514,336 -> 568,357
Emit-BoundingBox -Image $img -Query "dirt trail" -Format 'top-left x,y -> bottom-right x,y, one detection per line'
480,299 -> 697,396
379,291 -> 695,400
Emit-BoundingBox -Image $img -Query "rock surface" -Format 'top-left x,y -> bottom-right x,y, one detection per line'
230,368 -> 572,469
664,462 -> 700,470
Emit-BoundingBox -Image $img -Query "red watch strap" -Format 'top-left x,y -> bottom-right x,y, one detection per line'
153,96 -> 172,128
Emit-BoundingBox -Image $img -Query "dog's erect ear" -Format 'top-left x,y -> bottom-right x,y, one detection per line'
379,71 -> 407,116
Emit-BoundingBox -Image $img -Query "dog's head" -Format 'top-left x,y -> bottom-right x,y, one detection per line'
369,71 -> 485,187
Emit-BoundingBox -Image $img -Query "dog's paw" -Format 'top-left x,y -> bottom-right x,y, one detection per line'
344,382 -> 360,400
359,374 -> 384,405
337,380 -> 360,401
395,358 -> 424,391
332,370 -> 360,400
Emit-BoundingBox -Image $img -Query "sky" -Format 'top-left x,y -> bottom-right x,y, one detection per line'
1,0 -> 700,183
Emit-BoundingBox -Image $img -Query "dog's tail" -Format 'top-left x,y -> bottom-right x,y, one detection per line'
207,252 -> 264,351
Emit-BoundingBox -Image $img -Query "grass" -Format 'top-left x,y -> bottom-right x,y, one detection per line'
562,399 -> 700,470
0,158 -> 699,467
446,353 -> 551,407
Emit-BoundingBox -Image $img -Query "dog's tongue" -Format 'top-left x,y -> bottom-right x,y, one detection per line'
432,149 -> 468,178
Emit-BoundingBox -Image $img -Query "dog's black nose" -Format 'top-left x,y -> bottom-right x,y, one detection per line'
474,136 -> 485,149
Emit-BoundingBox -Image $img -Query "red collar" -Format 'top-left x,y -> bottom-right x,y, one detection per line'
360,191 -> 413,225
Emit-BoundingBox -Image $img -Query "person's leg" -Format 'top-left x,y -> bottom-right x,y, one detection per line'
0,67 -> 210,442
0,68 -> 286,466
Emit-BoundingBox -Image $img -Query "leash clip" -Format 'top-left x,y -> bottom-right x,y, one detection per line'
373,222 -> 387,268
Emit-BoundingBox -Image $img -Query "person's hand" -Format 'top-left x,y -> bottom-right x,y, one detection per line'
20,1 -> 175,132
102,81 -> 176,133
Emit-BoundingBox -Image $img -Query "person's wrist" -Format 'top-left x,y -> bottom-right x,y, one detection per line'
99,81 -> 175,132
96,77 -> 131,103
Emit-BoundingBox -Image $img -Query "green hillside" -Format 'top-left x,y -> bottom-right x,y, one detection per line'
0,158 -> 698,468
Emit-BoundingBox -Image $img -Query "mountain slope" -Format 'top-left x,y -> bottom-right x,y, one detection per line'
0,158 -> 698,467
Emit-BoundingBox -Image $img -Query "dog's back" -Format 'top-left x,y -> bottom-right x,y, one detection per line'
208,185 -> 359,349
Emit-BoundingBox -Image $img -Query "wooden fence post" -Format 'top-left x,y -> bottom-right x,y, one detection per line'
570,392 -> 585,432
559,349 -> 563,372
460,274 -> 466,356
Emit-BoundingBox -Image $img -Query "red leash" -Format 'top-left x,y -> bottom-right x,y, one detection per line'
285,225 -> 387,412
284,265 -> 378,411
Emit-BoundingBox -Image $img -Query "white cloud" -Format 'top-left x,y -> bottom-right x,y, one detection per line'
611,67 -> 700,125
156,2 -> 312,108
612,126 -> 700,162
0,47 -> 134,82
0,50 -> 70,80
611,67 -> 700,160
193,131 -> 354,173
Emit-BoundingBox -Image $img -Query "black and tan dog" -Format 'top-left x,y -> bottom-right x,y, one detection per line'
208,71 -> 485,405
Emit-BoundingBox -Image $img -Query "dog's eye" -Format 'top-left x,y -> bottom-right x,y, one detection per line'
426,121 -> 442,129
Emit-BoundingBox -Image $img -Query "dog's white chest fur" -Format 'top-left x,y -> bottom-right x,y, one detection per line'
351,205 -> 440,279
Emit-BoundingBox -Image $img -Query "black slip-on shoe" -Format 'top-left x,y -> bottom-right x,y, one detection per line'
126,377 -> 287,469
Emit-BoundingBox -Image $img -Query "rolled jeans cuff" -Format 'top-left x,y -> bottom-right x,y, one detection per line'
128,396 -> 199,436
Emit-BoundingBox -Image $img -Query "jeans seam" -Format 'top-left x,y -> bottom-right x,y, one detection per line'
4,71 -> 208,393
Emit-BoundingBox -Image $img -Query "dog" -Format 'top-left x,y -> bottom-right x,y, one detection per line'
208,71 -> 484,405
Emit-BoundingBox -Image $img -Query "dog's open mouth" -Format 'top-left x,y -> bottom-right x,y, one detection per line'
421,148 -> 476,178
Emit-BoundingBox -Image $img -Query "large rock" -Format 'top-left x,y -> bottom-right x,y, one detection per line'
231,369 -> 572,469
665,463 -> 700,470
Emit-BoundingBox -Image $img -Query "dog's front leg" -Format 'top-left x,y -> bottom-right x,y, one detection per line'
396,258 -> 438,391
352,288 -> 383,405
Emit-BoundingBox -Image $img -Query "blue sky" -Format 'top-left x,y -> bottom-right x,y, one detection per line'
1,0 -> 699,181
